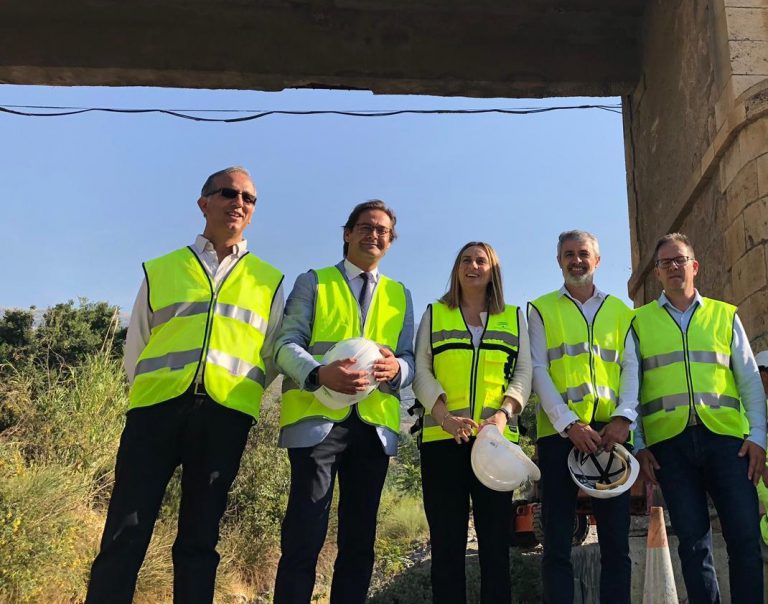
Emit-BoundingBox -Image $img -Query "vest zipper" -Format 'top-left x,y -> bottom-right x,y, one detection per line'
663,304 -> 698,424
459,306 -> 488,424
565,295 -> 607,425
192,250 -> 250,387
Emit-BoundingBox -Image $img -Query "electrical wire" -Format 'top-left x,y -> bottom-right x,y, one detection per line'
0,102 -> 622,122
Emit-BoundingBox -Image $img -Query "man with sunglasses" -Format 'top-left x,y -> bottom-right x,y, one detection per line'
273,200 -> 414,604
632,233 -> 766,603
86,167 -> 284,604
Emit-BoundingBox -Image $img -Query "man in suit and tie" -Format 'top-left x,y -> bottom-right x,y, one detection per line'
273,199 -> 415,604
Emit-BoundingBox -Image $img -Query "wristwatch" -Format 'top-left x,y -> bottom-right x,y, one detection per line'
305,366 -> 321,390
496,407 -> 511,423
564,420 -> 578,433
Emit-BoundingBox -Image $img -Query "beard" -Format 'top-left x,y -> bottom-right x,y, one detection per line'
563,271 -> 594,287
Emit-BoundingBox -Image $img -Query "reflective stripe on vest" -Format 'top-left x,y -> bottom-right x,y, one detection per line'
129,246 -> 283,419
279,265 -> 407,434
529,291 -> 633,439
634,298 -> 744,447
422,303 -> 520,444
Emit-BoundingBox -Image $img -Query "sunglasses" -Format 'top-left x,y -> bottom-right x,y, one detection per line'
208,187 -> 256,205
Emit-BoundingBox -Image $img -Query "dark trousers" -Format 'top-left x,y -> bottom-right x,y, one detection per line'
538,435 -> 631,604
86,392 -> 253,604
273,412 -> 390,604
652,426 -> 763,604
421,438 -> 511,604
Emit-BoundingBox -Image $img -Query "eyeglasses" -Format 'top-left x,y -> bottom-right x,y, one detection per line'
655,255 -> 693,269
355,223 -> 391,237
207,187 -> 256,205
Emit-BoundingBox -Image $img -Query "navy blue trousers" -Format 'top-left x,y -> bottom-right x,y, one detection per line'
86,392 -> 253,604
651,426 -> 763,604
273,413 -> 390,604
538,434 -> 631,604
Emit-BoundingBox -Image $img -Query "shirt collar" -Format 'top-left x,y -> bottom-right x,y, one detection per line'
558,283 -> 606,304
343,258 -> 379,283
658,289 -> 703,310
193,234 -> 248,256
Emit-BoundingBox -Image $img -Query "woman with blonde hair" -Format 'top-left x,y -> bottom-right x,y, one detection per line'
413,241 -> 532,604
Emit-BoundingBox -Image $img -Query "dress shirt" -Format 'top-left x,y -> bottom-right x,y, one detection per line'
630,290 -> 766,450
528,284 -> 639,436
123,234 -> 285,387
413,306 -> 532,414
275,258 -> 415,454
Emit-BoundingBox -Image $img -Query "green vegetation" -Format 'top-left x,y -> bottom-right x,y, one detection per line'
0,302 -> 430,603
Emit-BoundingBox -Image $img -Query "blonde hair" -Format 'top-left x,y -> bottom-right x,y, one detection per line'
439,241 -> 505,314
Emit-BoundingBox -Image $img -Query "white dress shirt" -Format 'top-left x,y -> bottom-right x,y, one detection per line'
528,284 -> 639,436
123,234 -> 285,386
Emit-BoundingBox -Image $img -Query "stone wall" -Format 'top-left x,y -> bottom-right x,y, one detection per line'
625,0 -> 768,351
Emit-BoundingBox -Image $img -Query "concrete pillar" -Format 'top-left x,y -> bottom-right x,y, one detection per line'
625,0 -> 768,352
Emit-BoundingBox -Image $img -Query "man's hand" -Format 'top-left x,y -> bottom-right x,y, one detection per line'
738,439 -> 767,486
567,422 -> 602,453
636,449 -> 660,486
599,417 -> 631,450
373,347 -> 400,382
318,359 -> 369,394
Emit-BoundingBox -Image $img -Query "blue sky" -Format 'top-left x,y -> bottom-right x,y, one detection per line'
0,86 -> 630,319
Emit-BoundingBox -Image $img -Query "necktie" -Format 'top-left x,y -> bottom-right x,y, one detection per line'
358,271 -> 373,323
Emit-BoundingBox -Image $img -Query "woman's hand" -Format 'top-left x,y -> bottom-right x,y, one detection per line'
442,414 -> 480,443
430,396 -> 478,443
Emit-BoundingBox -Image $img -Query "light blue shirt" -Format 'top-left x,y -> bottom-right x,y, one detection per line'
632,290 -> 766,450
275,259 -> 415,455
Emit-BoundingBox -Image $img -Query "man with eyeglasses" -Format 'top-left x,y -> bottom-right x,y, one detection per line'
528,229 -> 636,604
273,199 -> 414,604
631,232 -> 766,603
86,166 -> 284,604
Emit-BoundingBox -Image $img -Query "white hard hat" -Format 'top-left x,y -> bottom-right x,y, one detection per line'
471,425 -> 541,492
567,444 -> 639,499
313,337 -> 383,409
755,350 -> 768,368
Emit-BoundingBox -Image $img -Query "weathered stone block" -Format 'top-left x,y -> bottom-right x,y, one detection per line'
739,116 -> 768,163
738,287 -> 768,344
726,8 -> 768,42
725,0 -> 768,8
744,196 -> 768,246
725,213 -> 747,262
730,40 -> 768,76
725,158 -> 758,221
757,153 -> 768,196
732,244 -> 768,303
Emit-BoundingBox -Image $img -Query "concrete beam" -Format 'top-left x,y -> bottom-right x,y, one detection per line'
0,1 -> 645,98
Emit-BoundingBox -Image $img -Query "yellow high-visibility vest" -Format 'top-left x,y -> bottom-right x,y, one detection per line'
529,291 -> 633,439
633,298 -> 745,446
279,266 -> 406,435
422,302 -> 521,444
129,246 -> 283,419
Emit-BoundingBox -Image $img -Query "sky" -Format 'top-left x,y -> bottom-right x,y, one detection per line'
0,85 -> 631,321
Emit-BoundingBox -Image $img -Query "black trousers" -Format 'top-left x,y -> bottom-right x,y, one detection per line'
420,438 -> 511,604
273,412 -> 390,604
86,391 -> 253,604
538,435 -> 631,604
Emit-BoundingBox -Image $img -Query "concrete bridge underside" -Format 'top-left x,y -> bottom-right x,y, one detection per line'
2,0 -> 767,352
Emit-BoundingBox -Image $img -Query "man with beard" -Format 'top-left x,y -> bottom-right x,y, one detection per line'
528,230 -> 636,604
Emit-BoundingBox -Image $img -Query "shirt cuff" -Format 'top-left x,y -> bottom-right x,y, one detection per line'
387,359 -> 406,390
747,431 -> 767,451
553,410 -> 580,436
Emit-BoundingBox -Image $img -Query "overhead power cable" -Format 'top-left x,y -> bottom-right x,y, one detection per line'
0,102 -> 622,122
